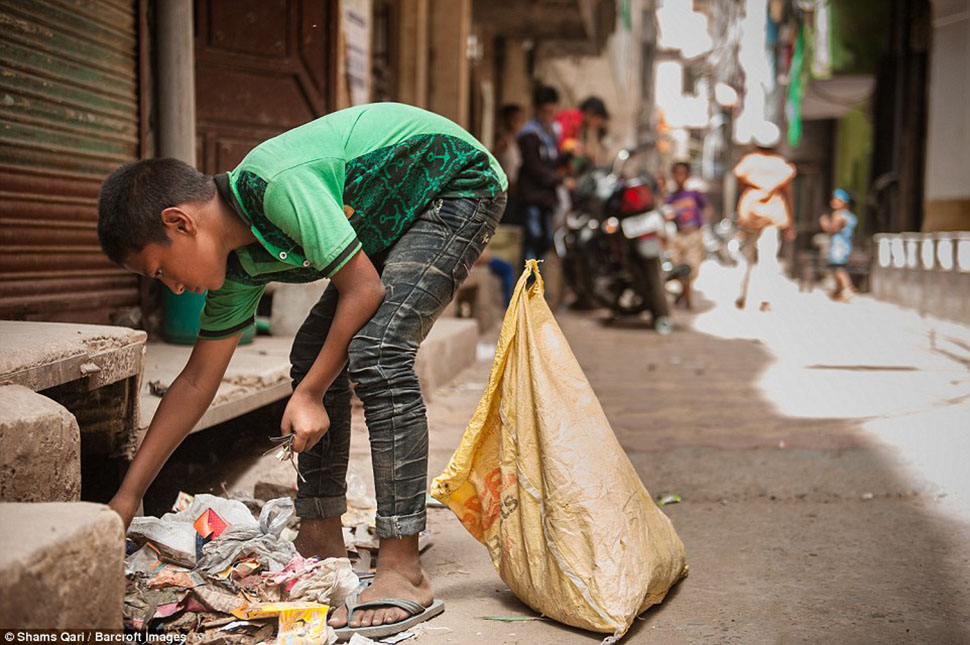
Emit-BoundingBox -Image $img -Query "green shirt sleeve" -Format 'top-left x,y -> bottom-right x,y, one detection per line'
198,279 -> 265,339
264,160 -> 362,278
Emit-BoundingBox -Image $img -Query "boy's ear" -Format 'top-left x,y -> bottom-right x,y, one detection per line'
160,206 -> 198,236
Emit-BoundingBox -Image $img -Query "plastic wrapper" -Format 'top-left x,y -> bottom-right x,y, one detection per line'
259,497 -> 296,537
278,606 -> 335,645
431,261 -> 687,639
127,516 -> 199,568
165,493 -> 260,530
231,601 -> 329,620
198,526 -> 297,574
286,557 -> 359,608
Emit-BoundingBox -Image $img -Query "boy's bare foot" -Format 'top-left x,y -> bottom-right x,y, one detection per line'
329,535 -> 433,629
294,517 -> 347,560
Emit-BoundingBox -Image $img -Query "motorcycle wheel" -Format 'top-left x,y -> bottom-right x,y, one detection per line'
642,256 -> 671,320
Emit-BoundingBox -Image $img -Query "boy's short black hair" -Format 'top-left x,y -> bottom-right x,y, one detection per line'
533,85 -> 559,108
98,158 -> 215,265
672,161 -> 691,174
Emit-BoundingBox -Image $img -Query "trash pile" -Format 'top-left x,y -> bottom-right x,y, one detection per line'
123,491 -> 358,644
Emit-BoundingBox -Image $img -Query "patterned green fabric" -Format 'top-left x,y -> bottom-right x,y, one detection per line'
344,134 -> 503,255
199,103 -> 506,339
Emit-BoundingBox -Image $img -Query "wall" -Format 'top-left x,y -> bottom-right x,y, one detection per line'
428,0 -> 472,127
923,0 -> 970,231
835,106 -> 873,231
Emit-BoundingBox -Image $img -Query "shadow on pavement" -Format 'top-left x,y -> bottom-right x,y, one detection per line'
558,288 -> 970,643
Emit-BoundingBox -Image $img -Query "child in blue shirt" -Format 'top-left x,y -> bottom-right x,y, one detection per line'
819,188 -> 858,302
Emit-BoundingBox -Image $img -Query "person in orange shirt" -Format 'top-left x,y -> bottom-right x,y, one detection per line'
732,123 -> 796,311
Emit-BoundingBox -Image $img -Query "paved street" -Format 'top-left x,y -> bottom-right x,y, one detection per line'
418,262 -> 970,644
203,261 -> 970,644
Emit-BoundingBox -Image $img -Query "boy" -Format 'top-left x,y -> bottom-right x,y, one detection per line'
819,188 -> 858,302
97,103 -> 507,638
664,161 -> 708,309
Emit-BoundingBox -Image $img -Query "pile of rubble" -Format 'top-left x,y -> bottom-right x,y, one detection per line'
122,483 -> 437,645
124,490 -> 355,644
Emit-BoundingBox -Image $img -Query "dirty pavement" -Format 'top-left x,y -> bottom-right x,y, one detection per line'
137,262 -> 970,644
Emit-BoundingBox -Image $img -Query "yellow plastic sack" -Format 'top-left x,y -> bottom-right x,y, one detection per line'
431,260 -> 687,639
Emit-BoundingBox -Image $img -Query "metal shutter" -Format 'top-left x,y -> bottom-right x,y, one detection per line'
0,0 -> 141,323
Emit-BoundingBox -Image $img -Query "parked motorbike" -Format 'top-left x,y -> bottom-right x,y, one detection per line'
557,151 -> 686,333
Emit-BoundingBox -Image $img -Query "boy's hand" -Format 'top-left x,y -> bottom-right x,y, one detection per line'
108,489 -> 141,531
282,390 -> 331,452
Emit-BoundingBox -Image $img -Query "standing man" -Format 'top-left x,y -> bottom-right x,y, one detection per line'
732,123 -> 796,312
517,85 -> 574,262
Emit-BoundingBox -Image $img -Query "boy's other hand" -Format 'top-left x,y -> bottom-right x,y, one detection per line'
109,489 -> 141,530
282,390 -> 331,452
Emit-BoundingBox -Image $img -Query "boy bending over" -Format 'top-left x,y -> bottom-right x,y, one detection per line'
98,103 -> 507,638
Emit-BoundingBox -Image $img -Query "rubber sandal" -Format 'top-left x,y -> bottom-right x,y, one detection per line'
333,590 -> 445,641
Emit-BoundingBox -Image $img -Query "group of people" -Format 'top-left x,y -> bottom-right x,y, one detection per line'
732,122 -> 858,310
492,85 -> 610,263
491,89 -> 858,312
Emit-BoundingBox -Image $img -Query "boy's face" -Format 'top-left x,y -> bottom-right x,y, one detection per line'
123,207 -> 227,295
673,165 -> 689,187
831,197 -> 846,210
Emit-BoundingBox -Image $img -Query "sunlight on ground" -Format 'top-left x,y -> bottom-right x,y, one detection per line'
691,261 -> 970,420
691,260 -> 970,524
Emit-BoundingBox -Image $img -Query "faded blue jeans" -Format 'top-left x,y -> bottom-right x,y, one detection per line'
291,194 -> 506,538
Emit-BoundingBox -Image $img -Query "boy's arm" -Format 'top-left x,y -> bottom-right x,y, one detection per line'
282,250 -> 385,453
109,335 -> 240,527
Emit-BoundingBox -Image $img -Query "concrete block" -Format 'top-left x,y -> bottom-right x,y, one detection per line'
270,280 -> 329,337
0,502 -> 124,628
140,337 -> 293,440
0,321 -> 146,392
414,318 -> 479,398
0,385 -> 80,503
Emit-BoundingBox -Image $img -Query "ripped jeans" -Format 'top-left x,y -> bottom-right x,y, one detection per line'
290,194 -> 506,538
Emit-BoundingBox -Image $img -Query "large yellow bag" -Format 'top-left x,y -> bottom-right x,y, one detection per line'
431,260 -> 687,640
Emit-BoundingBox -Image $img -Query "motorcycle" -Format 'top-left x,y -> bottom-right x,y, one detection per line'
557,151 -> 686,333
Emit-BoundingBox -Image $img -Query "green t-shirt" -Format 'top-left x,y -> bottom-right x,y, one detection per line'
198,103 -> 507,339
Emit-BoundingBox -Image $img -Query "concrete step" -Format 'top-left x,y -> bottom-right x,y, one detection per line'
0,502 -> 124,628
0,321 -> 146,460
414,318 -> 479,398
0,385 -> 80,503
139,317 -> 481,439
139,336 -> 294,443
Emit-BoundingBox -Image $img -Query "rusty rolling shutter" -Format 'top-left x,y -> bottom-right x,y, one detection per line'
0,0 -> 140,323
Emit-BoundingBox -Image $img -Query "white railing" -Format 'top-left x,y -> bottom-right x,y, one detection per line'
873,232 -> 970,324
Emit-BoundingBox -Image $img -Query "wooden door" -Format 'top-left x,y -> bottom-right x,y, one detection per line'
194,0 -> 337,174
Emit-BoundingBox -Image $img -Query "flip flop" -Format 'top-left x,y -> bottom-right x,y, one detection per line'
332,589 -> 445,641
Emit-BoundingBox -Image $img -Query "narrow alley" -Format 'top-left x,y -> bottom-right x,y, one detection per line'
169,262 -> 970,643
